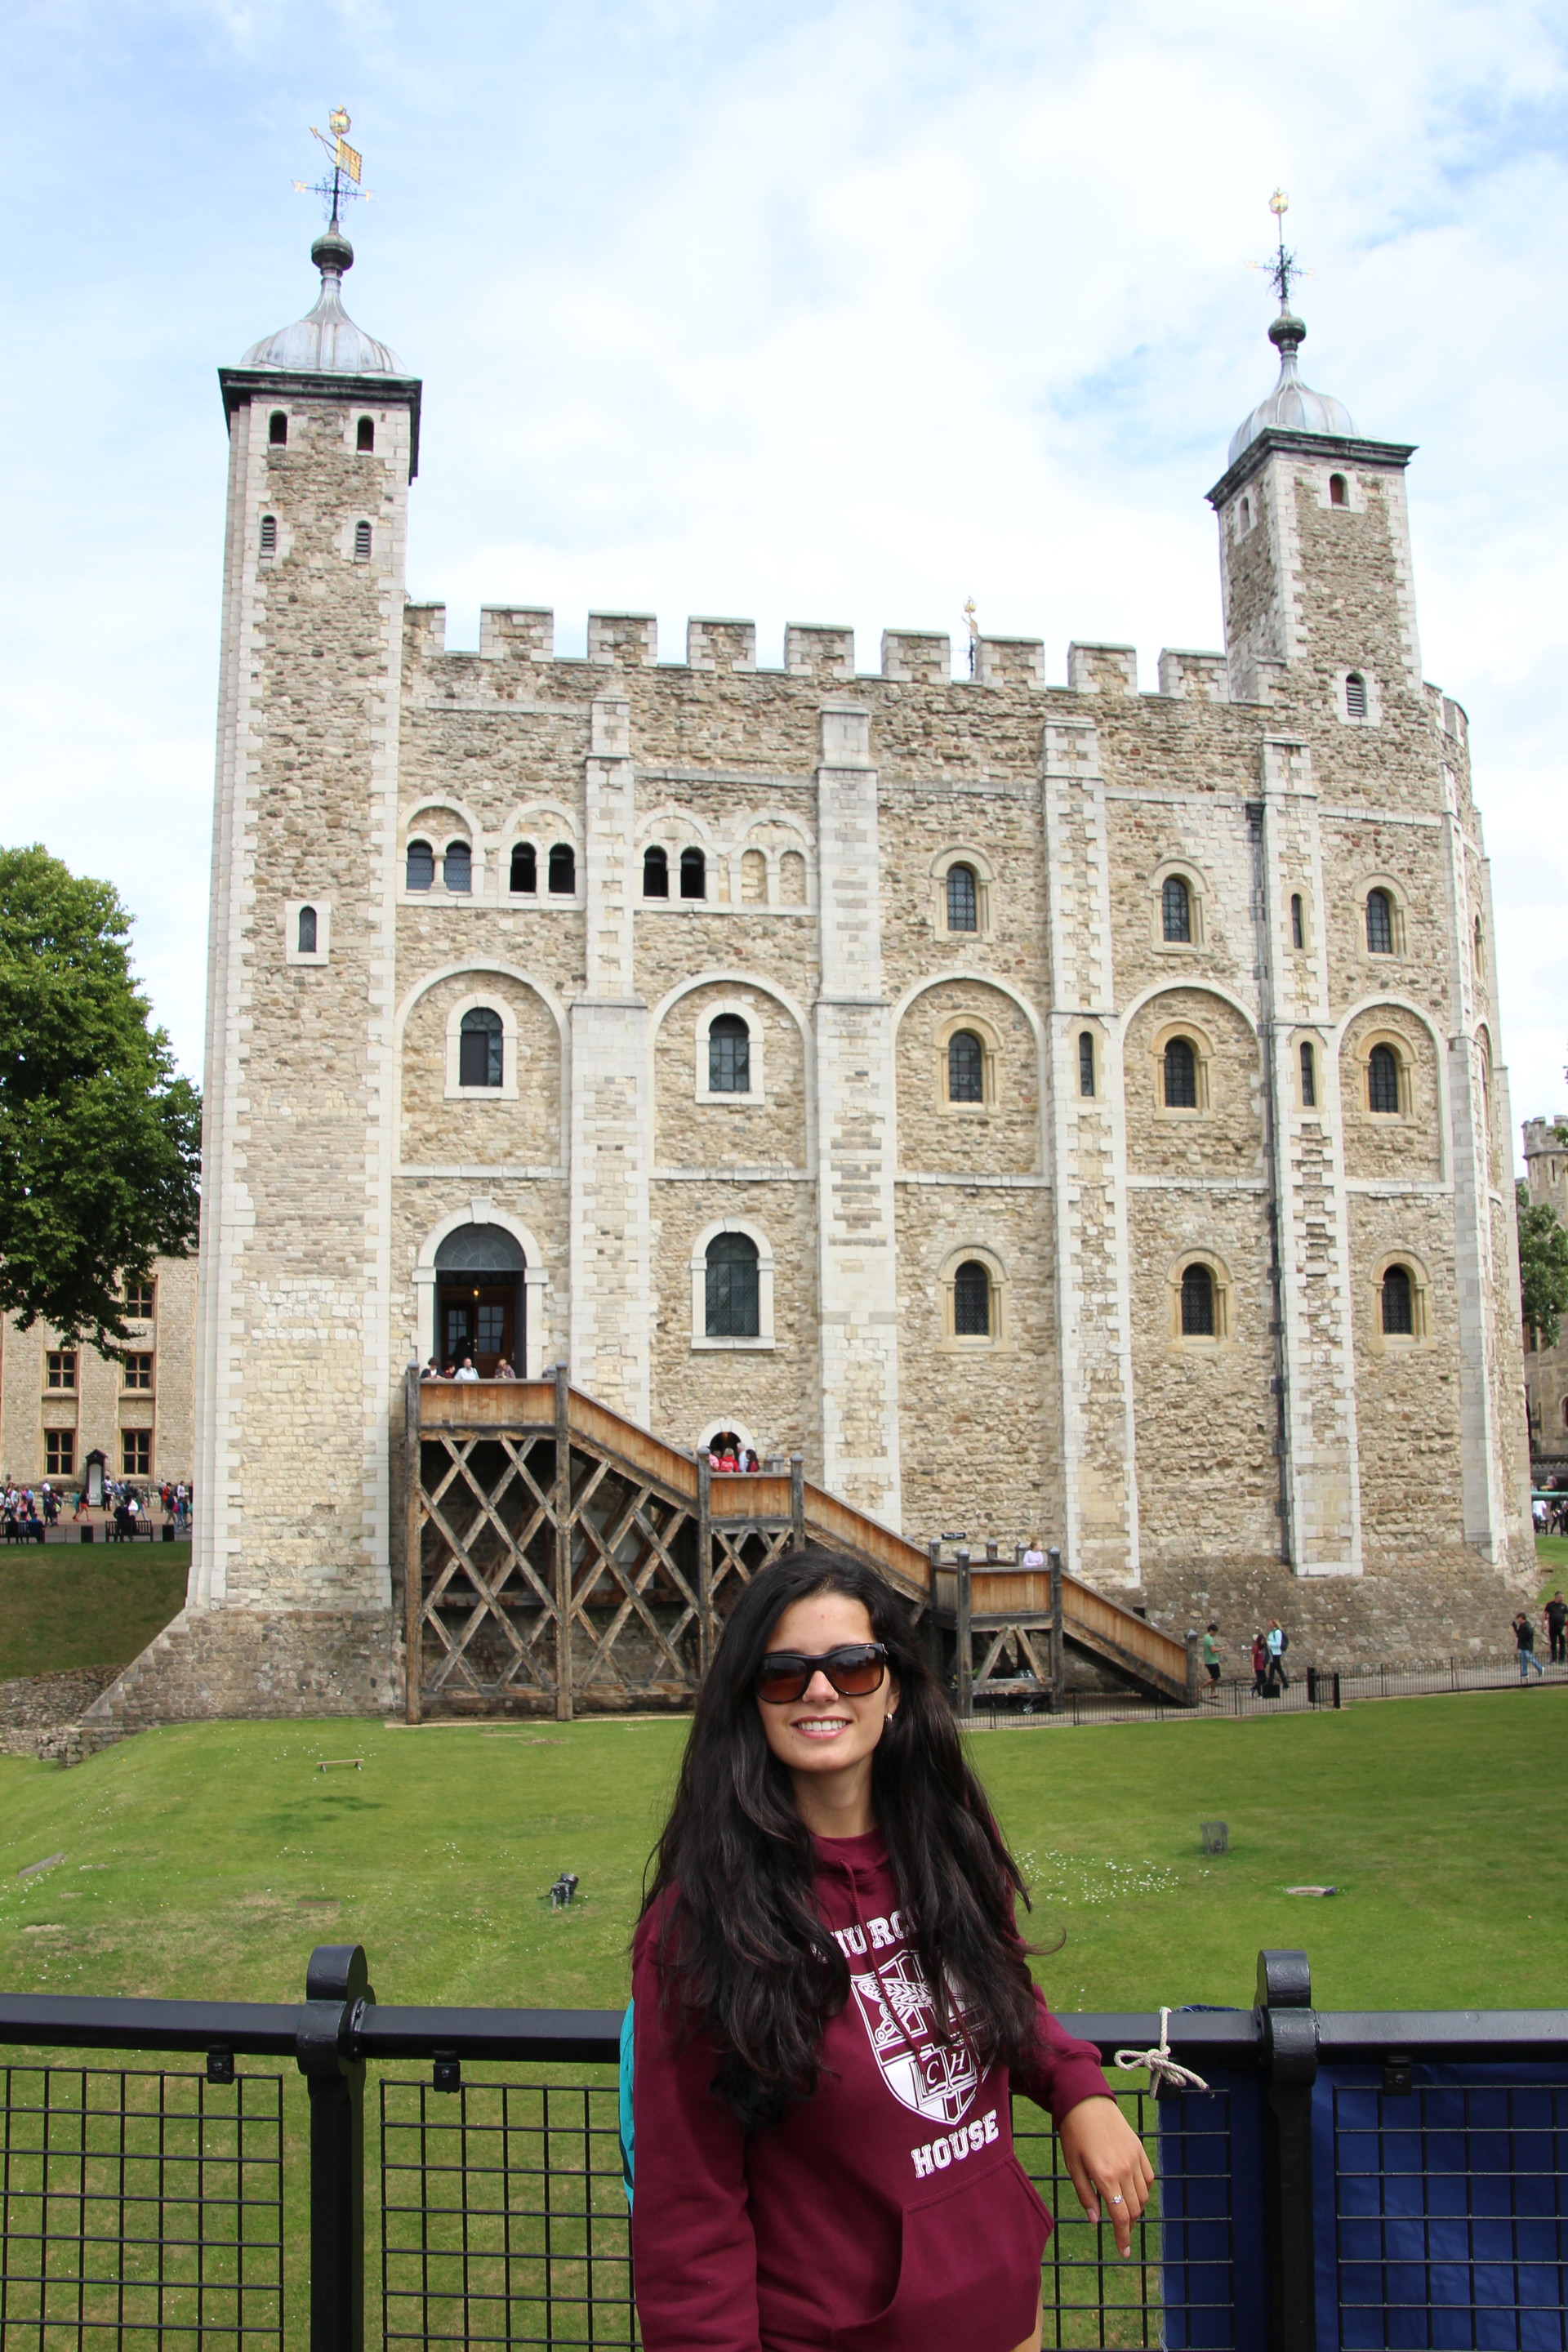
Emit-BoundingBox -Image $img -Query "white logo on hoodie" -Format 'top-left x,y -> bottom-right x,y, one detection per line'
849,1945 -> 979,2126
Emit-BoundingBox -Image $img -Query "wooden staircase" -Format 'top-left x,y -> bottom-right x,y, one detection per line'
406,1372 -> 1194,1717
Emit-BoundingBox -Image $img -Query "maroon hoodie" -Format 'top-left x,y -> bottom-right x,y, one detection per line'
630,1828 -> 1111,2352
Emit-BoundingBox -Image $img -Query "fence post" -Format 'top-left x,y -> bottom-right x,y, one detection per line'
1048,1548 -> 1065,1713
554,1365 -> 573,1722
790,1454 -> 806,1552
696,1452 -> 713,1676
1257,1946 -> 1317,2352
297,1944 -> 370,2352
955,1549 -> 973,1718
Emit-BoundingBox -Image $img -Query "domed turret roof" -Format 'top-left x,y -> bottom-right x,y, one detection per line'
1228,310 -> 1353,466
240,222 -> 404,375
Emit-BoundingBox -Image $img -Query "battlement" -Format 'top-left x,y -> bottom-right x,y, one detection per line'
1524,1118 -> 1568,1160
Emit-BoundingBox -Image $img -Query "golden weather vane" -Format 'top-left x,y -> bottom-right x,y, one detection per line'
293,105 -> 372,225
1246,187 -> 1311,309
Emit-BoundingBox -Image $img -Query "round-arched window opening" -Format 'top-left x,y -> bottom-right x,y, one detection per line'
946,863 -> 978,933
953,1260 -> 991,1337
1290,893 -> 1305,949
947,1030 -> 985,1104
706,1232 -> 760,1339
1368,1043 -> 1401,1116
269,412 -> 287,446
643,845 -> 669,898
458,1007 -> 503,1089
1345,671 -> 1369,720
260,514 -> 278,559
1381,1264 -> 1414,1336
1366,889 -> 1394,955
679,847 -> 706,901
1161,875 -> 1192,943
405,839 -> 434,892
1180,1263 -> 1215,1338
1164,1036 -> 1198,1109
297,905 -> 317,956
548,843 -> 576,895
510,843 -> 537,894
1330,473 -> 1348,507
1299,1040 -> 1316,1108
708,1013 -> 751,1094
357,417 -> 375,452
443,840 -> 472,894
354,519 -> 372,563
434,1222 -> 527,1378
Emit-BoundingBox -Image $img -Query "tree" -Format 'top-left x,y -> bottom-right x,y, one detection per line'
1517,1180 -> 1568,1348
0,844 -> 200,1352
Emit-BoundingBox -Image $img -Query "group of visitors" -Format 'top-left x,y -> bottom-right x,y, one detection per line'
1515,1592 -> 1567,1679
706,1435 -> 764,1474
420,1354 -> 518,1381
1533,1481 -> 1568,1536
1,1481 -> 54,1541
1196,1622 -> 1291,1697
0,1478 -> 191,1544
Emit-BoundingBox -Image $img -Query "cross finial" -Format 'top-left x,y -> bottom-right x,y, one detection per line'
292,105 -> 370,227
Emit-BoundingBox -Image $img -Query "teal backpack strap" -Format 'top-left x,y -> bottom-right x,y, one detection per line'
618,2000 -> 635,2209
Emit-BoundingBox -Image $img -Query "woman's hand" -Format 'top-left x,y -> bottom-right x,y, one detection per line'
1057,2096 -> 1154,2259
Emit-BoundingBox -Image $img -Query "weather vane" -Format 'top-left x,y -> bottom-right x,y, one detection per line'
1250,188 -> 1309,312
293,105 -> 371,225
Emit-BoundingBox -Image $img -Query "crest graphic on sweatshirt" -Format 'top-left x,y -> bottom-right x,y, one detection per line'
850,1950 -> 979,2126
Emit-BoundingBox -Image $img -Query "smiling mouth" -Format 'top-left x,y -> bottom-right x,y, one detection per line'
791,1717 -> 853,1738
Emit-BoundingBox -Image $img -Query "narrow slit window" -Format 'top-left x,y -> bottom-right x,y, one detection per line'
643,846 -> 669,898
1381,1264 -> 1414,1336
1290,893 -> 1304,950
947,1031 -> 985,1104
459,1007 -> 504,1088
548,843 -> 576,895
443,840 -> 472,893
679,847 -> 706,900
708,1014 -> 751,1094
269,412 -> 287,446
946,863 -> 978,933
706,1232 -> 760,1338
1079,1031 -> 1095,1098
1180,1263 -> 1216,1338
357,417 -> 375,452
1163,1036 -> 1198,1109
1345,671 -> 1368,719
1365,889 -> 1394,955
1368,1043 -> 1401,1115
405,839 -> 434,892
260,514 -> 278,558
953,1260 -> 991,1337
510,843 -> 537,894
1330,474 -> 1348,507
296,905 -> 318,955
1161,875 -> 1192,942
354,519 -> 372,563
1240,495 -> 1252,531
1299,1041 -> 1316,1108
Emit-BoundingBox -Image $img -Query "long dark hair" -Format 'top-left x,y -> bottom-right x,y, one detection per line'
641,1546 -> 1040,2125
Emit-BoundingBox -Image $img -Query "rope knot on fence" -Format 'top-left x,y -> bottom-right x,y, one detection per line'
1113,2006 -> 1210,2096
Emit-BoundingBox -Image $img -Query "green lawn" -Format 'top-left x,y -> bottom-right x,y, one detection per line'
0,1544 -> 189,1681
1,1687 -> 1563,2016
1539,1532 -> 1568,1598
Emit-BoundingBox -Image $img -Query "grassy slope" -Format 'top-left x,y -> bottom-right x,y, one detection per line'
1538,1532 -> 1568,1597
1,1689 -> 1563,2017
0,1546 -> 190,1679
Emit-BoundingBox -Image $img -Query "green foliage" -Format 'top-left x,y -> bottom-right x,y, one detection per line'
0,844 -> 200,1350
1517,1180 -> 1568,1346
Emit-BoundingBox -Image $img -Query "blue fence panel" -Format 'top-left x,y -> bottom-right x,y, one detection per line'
1159,2074 -> 1269,2352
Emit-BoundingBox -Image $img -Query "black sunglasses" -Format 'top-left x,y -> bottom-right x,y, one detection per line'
755,1642 -> 889,1704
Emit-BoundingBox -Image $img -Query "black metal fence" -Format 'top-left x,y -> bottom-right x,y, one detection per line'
961,1651 -> 1568,1731
2,1947 -> 1566,2350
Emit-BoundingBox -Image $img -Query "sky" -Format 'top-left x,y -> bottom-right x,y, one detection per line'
3,0 -> 1566,1163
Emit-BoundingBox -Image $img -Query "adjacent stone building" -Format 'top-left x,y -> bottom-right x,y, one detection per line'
0,1259 -> 195,1493
123,215 -> 1535,1723
1522,1116 -> 1568,1480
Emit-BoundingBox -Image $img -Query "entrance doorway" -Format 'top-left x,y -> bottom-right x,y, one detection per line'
433,1223 -> 527,1377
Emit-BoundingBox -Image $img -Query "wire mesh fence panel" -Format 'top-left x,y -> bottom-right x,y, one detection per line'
381,2078 -> 635,2348
1334,2074 -> 1568,2351
0,2065 -> 284,2350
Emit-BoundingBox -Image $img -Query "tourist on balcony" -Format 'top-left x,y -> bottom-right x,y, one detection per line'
493,1356 -> 516,1380
453,1355 -> 479,1383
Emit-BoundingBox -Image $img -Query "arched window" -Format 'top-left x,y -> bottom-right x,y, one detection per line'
1381,1264 -> 1414,1336
1365,889 -> 1394,955
780,851 -> 807,906
947,1031 -> 984,1104
742,849 -> 767,902
708,1014 -> 751,1094
679,847 -> 706,901
1079,1031 -> 1095,1098
1368,1043 -> 1401,1115
297,905 -> 317,956
260,514 -> 278,559
1299,1040 -> 1316,1108
643,845 -> 669,898
1345,671 -> 1369,720
405,839 -> 434,892
1240,495 -> 1252,531
357,417 -> 375,452
1290,893 -> 1304,950
1180,1263 -> 1215,1337
1473,915 -> 1484,975
706,1232 -> 760,1338
1330,474 -> 1348,507
510,843 -> 537,894
443,840 -> 472,893
459,1007 -> 504,1089
548,843 -> 576,895
354,519 -> 372,563
953,1260 -> 991,1336
1161,875 -> 1192,943
269,412 -> 287,446
1164,1036 -> 1198,1109
946,863 -> 978,933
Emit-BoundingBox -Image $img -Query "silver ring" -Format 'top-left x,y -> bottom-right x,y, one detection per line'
1109,2194 -> 1124,2205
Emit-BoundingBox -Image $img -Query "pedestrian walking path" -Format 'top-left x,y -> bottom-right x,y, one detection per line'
961,1650 -> 1568,1731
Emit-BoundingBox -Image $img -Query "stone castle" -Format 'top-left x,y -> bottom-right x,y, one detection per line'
93,206 -> 1536,1731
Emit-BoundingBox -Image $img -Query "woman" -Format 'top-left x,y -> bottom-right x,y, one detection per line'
1250,1633 -> 1269,1696
630,1548 -> 1151,2352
